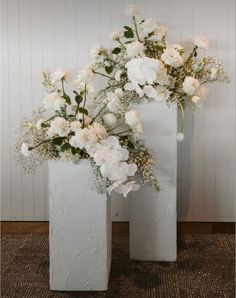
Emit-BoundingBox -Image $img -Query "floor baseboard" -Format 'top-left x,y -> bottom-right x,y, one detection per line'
1,221 -> 235,234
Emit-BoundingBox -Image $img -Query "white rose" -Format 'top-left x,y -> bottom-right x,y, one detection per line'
124,4 -> 140,17
69,127 -> 97,149
149,25 -> 168,41
36,119 -> 45,130
125,110 -> 143,133
161,46 -> 184,67
194,36 -> 209,49
47,117 -> 70,137
103,113 -> 117,127
70,121 -> 82,132
106,92 -> 122,114
140,18 -> 158,34
51,69 -> 70,83
76,64 -> 94,83
126,41 -> 145,58
21,143 -> 31,157
125,57 -> 160,86
92,122 -> 108,140
182,76 -> 200,95
177,132 -> 184,142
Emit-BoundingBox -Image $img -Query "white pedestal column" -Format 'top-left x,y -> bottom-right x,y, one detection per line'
129,101 -> 177,261
49,160 -> 111,291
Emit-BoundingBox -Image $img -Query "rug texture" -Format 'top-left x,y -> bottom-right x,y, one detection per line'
1,234 -> 235,298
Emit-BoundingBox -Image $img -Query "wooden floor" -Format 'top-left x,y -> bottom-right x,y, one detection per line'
1,221 -> 235,234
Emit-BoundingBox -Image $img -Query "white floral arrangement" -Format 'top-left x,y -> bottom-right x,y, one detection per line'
14,4 -> 228,196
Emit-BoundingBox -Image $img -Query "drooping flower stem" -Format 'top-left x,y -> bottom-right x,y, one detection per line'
178,101 -> 185,133
93,71 -> 114,80
91,105 -> 106,124
82,84 -> 87,128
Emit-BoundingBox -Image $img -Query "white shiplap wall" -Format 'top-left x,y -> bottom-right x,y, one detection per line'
1,0 -> 235,221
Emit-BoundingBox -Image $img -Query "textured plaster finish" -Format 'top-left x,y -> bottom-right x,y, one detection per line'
49,160 -> 111,291
129,101 -> 177,261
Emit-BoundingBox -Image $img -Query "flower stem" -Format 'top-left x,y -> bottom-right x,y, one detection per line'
178,101 -> 184,133
91,105 -> 106,124
115,128 -> 132,136
93,71 -> 114,80
117,38 -> 126,49
82,84 -> 87,127
133,16 -> 141,42
29,139 -> 51,150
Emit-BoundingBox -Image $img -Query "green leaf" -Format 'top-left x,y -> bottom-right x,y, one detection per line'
124,30 -> 134,38
61,143 -> 71,152
78,107 -> 88,115
112,47 -> 121,54
75,94 -> 83,105
63,94 -> 71,104
124,26 -> 132,31
105,65 -> 113,74
71,147 -> 81,155
52,137 -> 65,145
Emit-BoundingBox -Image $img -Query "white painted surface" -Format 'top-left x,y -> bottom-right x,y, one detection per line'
129,102 -> 177,261
1,0 -> 235,221
49,160 -> 111,291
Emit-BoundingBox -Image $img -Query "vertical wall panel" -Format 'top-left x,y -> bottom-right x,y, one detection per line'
1,0 -> 235,221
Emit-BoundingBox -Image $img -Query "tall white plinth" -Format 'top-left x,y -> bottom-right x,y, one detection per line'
129,101 -> 177,261
49,160 -> 111,291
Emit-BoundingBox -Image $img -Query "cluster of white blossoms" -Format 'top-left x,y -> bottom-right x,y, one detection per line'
16,4 -> 228,196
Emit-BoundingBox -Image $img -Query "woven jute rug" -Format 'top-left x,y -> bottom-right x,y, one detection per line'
1,234 -> 235,298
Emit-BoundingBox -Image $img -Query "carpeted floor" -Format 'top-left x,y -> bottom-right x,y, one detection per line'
1,234 -> 235,298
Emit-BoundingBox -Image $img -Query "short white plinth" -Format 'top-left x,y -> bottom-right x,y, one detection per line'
129,101 -> 177,261
49,160 -> 111,291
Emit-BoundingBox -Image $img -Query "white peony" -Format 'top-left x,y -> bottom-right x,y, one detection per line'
36,119 -> 45,130
126,41 -> 145,58
177,132 -> 184,142
182,76 -> 200,95
90,43 -> 102,60
21,143 -> 31,157
106,92 -> 122,114
69,127 -> 97,149
144,85 -> 171,102
140,18 -> 158,34
51,69 -> 70,83
194,36 -> 209,49
70,121 -> 82,132
76,64 -> 94,82
103,113 -> 118,127
161,46 -> 184,67
47,117 -> 70,137
43,91 -> 66,111
149,25 -> 168,41
125,110 -> 143,133
91,122 -> 108,140
124,4 -> 140,17
125,57 -> 160,87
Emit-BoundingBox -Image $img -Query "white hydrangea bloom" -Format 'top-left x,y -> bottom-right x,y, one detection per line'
126,41 -> 145,57
194,36 -> 209,49
125,110 -> 143,133
21,143 -> 30,157
161,46 -> 184,67
91,122 -> 108,140
140,18 -> 158,34
47,117 -> 70,137
125,57 -> 160,87
182,76 -> 200,95
124,4 -> 140,16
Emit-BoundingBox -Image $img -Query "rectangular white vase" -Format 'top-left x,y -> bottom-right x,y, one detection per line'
49,160 -> 111,291
129,101 -> 177,261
